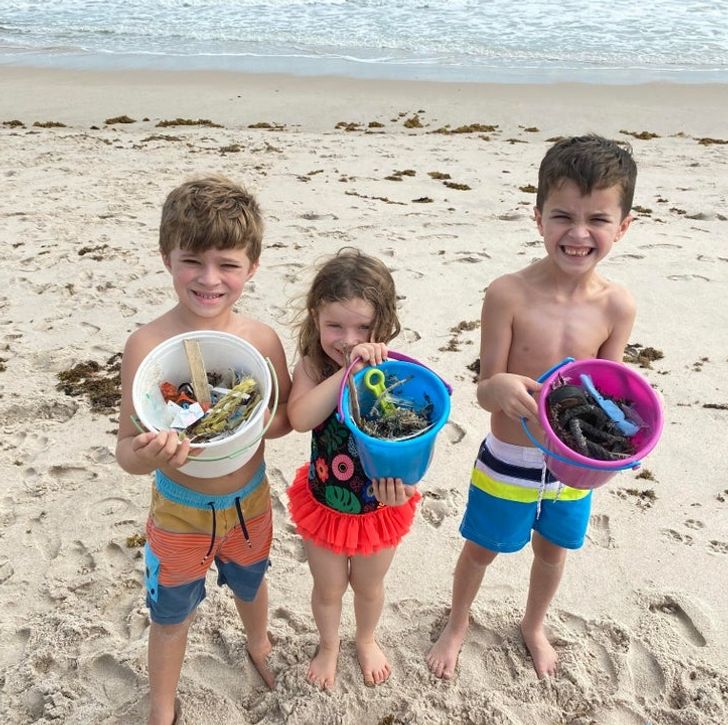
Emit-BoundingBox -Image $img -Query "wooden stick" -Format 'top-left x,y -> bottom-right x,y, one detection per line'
183,339 -> 212,411
344,349 -> 362,429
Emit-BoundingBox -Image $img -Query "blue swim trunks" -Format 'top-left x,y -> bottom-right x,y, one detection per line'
144,463 -> 272,625
459,434 -> 592,553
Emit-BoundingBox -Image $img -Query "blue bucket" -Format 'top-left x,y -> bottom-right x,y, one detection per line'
337,351 -> 452,485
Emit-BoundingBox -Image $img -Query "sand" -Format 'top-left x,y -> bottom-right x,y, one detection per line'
1,67 -> 727,725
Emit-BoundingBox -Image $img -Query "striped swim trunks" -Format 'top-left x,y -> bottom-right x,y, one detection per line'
460,434 -> 592,553
144,463 -> 272,624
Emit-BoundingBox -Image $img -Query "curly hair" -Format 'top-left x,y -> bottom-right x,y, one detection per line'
159,175 -> 263,261
536,135 -> 637,218
296,247 -> 401,381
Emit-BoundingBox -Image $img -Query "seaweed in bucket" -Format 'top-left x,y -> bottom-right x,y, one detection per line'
346,362 -> 433,440
545,374 -> 640,461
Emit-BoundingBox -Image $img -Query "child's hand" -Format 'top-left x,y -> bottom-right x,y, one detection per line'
372,477 -> 417,506
349,342 -> 388,370
488,373 -> 542,421
131,430 -> 196,469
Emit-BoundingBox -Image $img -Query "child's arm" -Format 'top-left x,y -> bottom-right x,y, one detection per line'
597,285 -> 637,363
475,276 -> 541,421
256,326 -> 292,439
288,342 -> 387,432
115,331 -> 195,475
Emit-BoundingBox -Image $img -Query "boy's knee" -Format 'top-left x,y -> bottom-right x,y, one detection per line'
531,534 -> 567,567
463,540 -> 498,568
151,612 -> 195,637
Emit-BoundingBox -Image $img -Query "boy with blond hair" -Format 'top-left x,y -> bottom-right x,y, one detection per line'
428,135 -> 637,680
116,176 -> 291,724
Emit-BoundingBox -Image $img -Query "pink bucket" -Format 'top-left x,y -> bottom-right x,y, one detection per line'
522,358 -> 664,490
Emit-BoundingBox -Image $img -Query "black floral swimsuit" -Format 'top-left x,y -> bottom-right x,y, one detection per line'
308,411 -> 382,515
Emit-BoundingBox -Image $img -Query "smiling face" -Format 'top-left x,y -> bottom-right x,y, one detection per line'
534,179 -> 632,274
163,246 -> 258,319
315,297 -> 376,367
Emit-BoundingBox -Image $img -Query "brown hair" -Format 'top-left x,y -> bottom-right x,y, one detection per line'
159,175 -> 263,261
297,247 -> 401,381
536,135 -> 637,218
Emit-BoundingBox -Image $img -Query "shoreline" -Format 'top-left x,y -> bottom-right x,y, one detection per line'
3,66 -> 728,136
4,50 -> 727,87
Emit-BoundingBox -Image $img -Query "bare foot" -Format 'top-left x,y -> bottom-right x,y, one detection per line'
356,639 -> 391,687
520,622 -> 558,678
247,635 -> 275,689
426,623 -> 465,680
307,643 -> 339,689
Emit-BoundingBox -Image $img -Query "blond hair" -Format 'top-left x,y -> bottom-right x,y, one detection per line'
159,175 -> 263,261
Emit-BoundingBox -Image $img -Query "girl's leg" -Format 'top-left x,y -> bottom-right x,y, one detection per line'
349,546 -> 397,686
147,614 -> 194,725
304,540 -> 349,688
427,540 -> 498,679
520,531 -> 567,678
233,580 -> 274,689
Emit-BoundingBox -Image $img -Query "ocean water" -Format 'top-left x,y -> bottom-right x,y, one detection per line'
1,0 -> 727,84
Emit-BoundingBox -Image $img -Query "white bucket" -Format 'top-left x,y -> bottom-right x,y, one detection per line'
132,331 -> 273,478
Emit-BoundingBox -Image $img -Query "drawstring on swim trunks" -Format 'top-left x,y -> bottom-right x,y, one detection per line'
234,496 -> 252,548
201,497 -> 253,563
202,501 -> 217,564
536,462 -> 548,520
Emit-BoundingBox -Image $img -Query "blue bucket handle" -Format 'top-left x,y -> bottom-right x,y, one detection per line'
337,349 -> 452,423
519,356 -> 641,472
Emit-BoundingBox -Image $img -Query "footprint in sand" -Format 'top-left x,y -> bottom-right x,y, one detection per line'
187,653 -> 246,699
661,528 -> 694,546
648,595 -> 707,647
625,638 -> 666,704
639,243 -> 682,250
7,431 -> 50,460
667,273 -> 711,282
707,540 -> 728,554
587,513 -> 614,549
684,519 -> 704,530
27,513 -> 62,561
0,557 -> 14,585
444,420 -> 466,445
401,327 -> 421,343
273,606 -> 311,636
5,399 -> 77,427
87,496 -> 132,524
420,487 -> 461,529
90,653 -> 141,706
85,446 -> 116,464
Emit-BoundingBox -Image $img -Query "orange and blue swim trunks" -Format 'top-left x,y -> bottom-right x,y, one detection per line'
144,463 -> 272,624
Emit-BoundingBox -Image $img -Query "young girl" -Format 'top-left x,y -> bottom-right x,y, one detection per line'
287,247 -> 420,689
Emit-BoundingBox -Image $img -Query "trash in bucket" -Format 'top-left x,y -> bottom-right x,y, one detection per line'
522,357 -> 664,490
338,351 -> 451,485
132,331 -> 274,479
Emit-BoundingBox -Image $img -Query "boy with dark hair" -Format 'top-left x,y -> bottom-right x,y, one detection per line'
427,135 -> 637,680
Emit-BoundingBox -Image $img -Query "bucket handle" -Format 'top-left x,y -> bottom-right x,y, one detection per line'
519,356 -> 640,472
131,357 -> 280,463
336,349 -> 452,423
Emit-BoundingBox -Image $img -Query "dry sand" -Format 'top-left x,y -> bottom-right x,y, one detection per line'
1,67 -> 727,724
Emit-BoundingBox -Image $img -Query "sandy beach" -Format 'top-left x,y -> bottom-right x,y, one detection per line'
1,67 -> 727,724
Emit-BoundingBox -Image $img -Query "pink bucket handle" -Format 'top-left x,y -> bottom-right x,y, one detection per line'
337,350 -> 452,423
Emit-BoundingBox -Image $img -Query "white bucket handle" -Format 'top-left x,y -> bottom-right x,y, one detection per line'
131,357 -> 279,463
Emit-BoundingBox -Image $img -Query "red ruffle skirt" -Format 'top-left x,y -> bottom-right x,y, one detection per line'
287,464 -> 420,557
